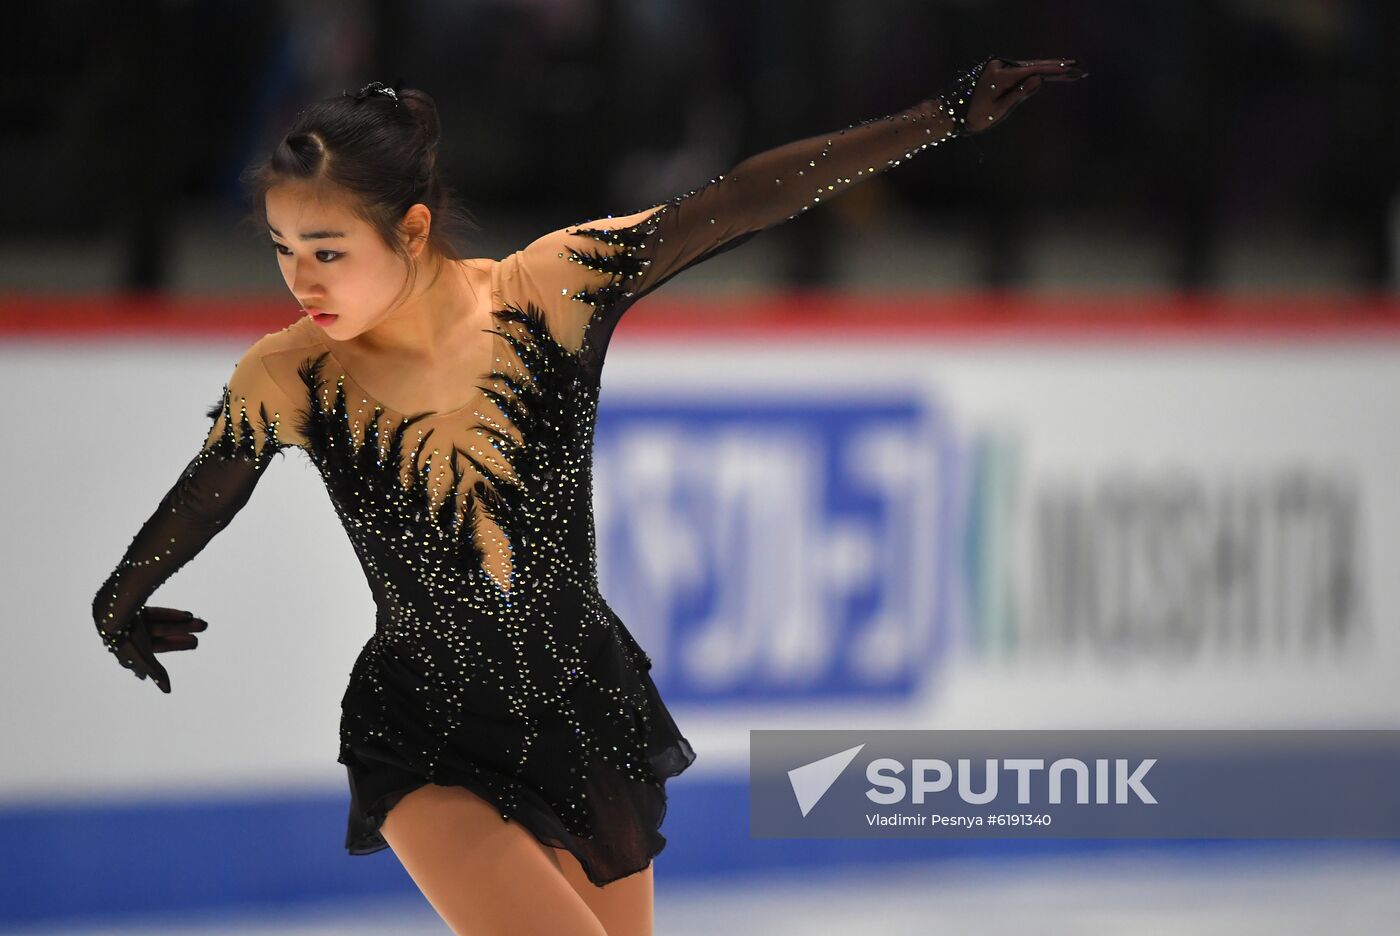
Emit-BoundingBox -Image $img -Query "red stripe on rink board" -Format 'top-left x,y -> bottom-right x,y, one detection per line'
2,290 -> 1399,343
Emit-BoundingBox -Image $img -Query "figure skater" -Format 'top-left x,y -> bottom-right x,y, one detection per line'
92,56 -> 1084,936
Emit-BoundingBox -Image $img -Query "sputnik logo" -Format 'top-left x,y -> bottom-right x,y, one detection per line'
788,744 -> 865,817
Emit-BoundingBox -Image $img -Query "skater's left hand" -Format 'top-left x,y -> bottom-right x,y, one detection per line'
953,57 -> 1088,137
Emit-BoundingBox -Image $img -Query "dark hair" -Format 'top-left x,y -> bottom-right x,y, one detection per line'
238,82 -> 483,303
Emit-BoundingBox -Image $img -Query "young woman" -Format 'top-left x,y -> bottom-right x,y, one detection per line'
91,56 -> 1084,936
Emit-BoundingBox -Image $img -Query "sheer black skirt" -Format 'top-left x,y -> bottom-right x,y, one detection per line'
341,666 -> 695,888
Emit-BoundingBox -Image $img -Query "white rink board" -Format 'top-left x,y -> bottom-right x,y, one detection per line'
3,332 -> 1397,799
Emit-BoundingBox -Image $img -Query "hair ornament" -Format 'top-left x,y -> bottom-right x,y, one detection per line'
348,78 -> 405,107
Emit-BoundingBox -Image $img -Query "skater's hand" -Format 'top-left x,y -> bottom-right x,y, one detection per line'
94,605 -> 206,694
942,57 -> 1087,138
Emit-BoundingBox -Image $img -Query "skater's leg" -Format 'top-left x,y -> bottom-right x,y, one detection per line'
381,782 -> 606,936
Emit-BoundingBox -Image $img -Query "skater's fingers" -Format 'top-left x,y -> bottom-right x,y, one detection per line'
993,57 -> 1078,72
150,633 -> 199,653
147,615 -> 207,638
124,621 -> 165,675
143,606 -> 196,623
992,61 -> 1082,90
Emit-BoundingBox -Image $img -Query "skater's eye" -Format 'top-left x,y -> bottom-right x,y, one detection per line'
271,242 -> 343,263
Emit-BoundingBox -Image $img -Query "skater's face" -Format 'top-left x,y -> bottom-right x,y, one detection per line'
266,181 -> 430,339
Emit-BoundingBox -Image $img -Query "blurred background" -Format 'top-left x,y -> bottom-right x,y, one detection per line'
6,0 -> 1399,294
4,0 -> 1399,933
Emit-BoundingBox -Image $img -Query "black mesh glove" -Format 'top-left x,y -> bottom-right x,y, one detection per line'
93,605 -> 209,694
940,56 -> 1086,138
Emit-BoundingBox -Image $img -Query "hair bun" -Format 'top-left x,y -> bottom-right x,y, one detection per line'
398,87 -> 442,150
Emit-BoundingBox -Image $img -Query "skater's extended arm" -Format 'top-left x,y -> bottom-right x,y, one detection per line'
503,57 -> 1083,341
608,57 -> 1084,301
91,338 -> 300,693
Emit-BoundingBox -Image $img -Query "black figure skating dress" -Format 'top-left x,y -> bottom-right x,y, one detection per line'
93,60 -> 996,885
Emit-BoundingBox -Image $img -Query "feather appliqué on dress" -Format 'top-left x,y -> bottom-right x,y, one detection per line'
203,386 -> 290,464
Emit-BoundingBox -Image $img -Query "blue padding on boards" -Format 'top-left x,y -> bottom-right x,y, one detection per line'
2,777 -> 1395,928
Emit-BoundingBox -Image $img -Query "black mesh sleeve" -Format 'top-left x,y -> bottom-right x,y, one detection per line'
91,387 -> 291,691
560,56 -> 1083,338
